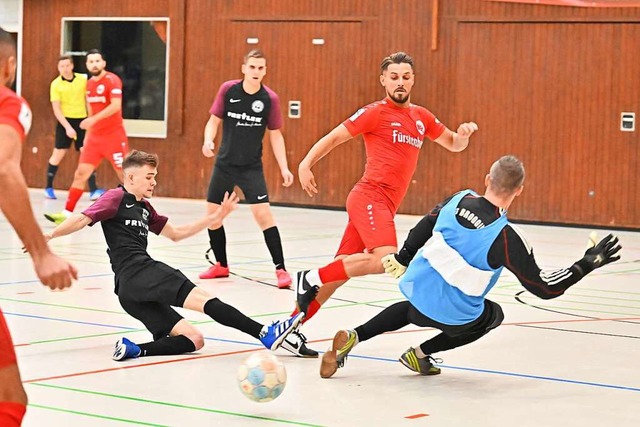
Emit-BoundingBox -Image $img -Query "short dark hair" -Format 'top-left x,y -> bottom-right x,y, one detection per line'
488,155 -> 525,195
86,49 -> 104,60
244,49 -> 265,63
58,55 -> 73,63
380,52 -> 414,73
122,150 -> 159,170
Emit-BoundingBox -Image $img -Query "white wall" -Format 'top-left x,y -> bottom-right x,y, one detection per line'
0,0 -> 20,32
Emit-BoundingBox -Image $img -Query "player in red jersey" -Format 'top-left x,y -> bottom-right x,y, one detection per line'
45,49 -> 129,225
0,27 -> 77,427
290,52 -> 479,356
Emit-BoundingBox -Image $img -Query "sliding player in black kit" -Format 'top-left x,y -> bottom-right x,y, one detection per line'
44,150 -> 303,361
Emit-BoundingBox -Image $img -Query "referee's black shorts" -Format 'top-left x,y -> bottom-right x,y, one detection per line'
54,117 -> 86,150
207,163 -> 269,204
116,261 -> 196,340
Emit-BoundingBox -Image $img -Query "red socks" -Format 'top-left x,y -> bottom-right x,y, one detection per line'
318,259 -> 348,284
0,402 -> 26,427
290,300 -> 321,324
65,187 -> 84,212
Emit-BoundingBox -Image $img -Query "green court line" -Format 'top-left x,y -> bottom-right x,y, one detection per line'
29,383 -> 325,427
28,403 -> 168,426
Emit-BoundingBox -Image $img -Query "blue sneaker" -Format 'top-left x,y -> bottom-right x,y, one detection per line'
44,187 -> 56,199
112,337 -> 141,361
89,188 -> 106,201
259,312 -> 304,351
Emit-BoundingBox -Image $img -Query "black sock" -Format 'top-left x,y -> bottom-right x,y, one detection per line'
263,226 -> 285,270
88,172 -> 98,193
208,226 -> 228,267
420,330 -> 490,355
138,335 -> 196,357
355,301 -> 412,342
204,298 -> 262,338
46,163 -> 58,188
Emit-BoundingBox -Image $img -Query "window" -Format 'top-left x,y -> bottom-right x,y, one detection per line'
62,18 -> 169,138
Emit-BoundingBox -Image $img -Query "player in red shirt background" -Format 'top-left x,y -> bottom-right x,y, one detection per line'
45,49 -> 129,225
292,52 -> 478,356
0,27 -> 77,427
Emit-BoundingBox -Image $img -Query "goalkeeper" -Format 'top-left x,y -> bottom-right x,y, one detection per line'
320,155 -> 622,378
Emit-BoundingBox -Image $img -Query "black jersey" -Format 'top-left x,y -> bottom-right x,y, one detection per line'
209,80 -> 282,167
396,192 -> 592,299
82,186 -> 168,272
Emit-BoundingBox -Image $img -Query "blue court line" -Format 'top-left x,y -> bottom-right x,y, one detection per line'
3,312 -> 136,330
7,309 -> 638,393
3,310 -> 266,347
350,354 -> 640,393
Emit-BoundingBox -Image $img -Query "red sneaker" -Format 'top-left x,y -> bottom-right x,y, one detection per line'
276,269 -> 292,289
199,262 -> 230,279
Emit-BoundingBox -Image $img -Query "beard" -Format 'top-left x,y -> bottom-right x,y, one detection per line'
389,89 -> 409,104
89,68 -> 102,76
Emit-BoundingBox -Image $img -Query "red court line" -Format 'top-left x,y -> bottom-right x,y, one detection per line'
304,316 -> 640,342
24,315 -> 640,384
24,347 -> 260,383
405,413 -> 429,419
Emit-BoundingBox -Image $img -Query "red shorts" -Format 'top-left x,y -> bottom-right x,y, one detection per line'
0,309 -> 17,369
79,127 -> 129,170
336,188 -> 398,256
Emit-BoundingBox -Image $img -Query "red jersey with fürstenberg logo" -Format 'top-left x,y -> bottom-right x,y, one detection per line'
0,85 -> 32,142
342,99 -> 446,212
86,71 -> 124,133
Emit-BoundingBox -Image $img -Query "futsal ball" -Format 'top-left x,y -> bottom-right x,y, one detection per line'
237,351 -> 287,402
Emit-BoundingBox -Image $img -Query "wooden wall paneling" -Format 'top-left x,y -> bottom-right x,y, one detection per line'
17,0 -> 640,227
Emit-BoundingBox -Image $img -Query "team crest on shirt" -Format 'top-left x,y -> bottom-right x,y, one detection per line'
252,100 -> 264,113
142,209 -> 149,221
96,84 -> 105,95
416,120 -> 425,136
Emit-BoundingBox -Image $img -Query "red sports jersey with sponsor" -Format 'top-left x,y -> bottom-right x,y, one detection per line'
0,85 -> 32,142
86,71 -> 124,133
342,99 -> 445,212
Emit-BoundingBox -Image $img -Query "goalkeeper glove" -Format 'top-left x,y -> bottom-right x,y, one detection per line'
381,253 -> 407,279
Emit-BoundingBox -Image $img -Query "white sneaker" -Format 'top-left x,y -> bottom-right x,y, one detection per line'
280,329 -> 318,358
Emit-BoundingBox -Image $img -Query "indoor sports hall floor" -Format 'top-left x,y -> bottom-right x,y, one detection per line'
2,190 -> 639,426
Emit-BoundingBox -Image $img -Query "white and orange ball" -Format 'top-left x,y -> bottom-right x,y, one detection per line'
237,351 -> 287,402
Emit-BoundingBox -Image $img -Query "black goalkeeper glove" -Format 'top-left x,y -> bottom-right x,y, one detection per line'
580,234 -> 622,274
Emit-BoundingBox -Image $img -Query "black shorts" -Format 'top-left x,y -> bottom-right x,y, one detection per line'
408,299 -> 504,337
55,118 -> 86,150
207,163 -> 269,204
115,260 -> 193,306
116,262 -> 196,340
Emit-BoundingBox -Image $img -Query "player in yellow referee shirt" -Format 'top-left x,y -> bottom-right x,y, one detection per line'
45,55 -> 103,200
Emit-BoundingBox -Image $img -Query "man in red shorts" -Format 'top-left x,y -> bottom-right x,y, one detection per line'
45,49 -> 128,225
0,27 -> 77,427
290,52 -> 479,356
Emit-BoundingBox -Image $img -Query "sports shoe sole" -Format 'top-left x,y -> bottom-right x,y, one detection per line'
269,313 -> 304,351
319,330 -> 349,378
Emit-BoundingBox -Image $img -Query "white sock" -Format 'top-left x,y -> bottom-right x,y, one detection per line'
414,346 -> 427,359
306,269 -> 322,286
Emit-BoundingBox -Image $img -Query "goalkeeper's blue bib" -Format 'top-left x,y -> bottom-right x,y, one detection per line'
399,190 -> 509,325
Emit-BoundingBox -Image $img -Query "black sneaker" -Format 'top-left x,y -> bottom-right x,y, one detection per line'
295,270 -> 319,314
280,329 -> 319,358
